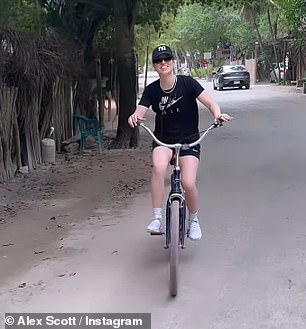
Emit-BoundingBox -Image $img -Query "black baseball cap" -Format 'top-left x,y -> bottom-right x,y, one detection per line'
152,45 -> 174,63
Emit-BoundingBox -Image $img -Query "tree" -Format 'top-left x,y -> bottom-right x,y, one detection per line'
282,0 -> 306,45
168,3 -> 257,66
109,0 -> 186,148
111,0 -> 139,148
38,0 -> 187,149
0,0 -> 45,35
206,0 -> 305,80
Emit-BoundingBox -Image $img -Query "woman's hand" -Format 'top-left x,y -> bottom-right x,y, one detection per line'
128,113 -> 146,128
215,113 -> 234,123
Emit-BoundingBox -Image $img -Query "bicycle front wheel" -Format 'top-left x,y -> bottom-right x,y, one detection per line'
169,199 -> 180,297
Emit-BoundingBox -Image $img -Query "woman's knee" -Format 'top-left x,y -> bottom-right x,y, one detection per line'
152,147 -> 172,175
181,178 -> 196,192
152,164 -> 168,178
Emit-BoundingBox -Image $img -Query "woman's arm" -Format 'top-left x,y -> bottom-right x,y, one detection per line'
128,105 -> 148,128
197,90 -> 232,122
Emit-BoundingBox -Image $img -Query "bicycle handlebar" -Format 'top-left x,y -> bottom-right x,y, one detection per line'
139,121 -> 222,150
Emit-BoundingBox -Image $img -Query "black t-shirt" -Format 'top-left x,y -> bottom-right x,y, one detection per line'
139,75 -> 204,143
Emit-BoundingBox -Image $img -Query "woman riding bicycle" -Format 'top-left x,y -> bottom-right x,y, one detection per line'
128,45 -> 232,240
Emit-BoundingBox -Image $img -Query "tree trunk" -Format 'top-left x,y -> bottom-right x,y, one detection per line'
112,0 -> 139,149
267,8 -> 281,83
0,83 -> 18,182
96,56 -> 105,127
12,105 -> 22,169
24,85 -> 42,171
52,77 -> 73,151
253,17 -> 274,82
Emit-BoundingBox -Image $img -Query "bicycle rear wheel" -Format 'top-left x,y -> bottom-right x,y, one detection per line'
169,199 -> 180,297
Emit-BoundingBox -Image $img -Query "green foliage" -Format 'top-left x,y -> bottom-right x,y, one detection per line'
224,12 -> 257,56
173,3 -> 224,53
190,67 -> 206,78
93,16 -> 114,52
0,0 -> 46,36
196,67 -> 206,78
38,0 -> 112,47
165,2 -> 258,58
197,0 -> 245,10
281,0 -> 306,44
190,68 -> 197,77
137,0 -> 185,27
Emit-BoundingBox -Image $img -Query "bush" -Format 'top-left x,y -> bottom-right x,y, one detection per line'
190,67 -> 206,78
190,68 -> 197,77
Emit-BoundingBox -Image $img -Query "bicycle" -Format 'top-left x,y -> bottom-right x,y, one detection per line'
139,121 -> 223,297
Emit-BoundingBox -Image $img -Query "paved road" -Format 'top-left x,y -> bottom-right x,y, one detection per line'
1,80 -> 306,329
194,82 -> 306,329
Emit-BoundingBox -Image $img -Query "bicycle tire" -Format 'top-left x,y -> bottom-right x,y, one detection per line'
169,199 -> 180,297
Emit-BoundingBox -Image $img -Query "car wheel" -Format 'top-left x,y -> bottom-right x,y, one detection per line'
213,81 -> 217,90
245,84 -> 250,89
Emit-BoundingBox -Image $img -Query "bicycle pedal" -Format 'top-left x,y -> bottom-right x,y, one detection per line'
150,231 -> 164,236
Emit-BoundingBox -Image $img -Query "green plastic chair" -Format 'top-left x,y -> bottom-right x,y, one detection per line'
75,115 -> 103,153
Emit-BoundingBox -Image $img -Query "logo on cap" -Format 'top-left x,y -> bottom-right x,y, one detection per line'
158,45 -> 167,52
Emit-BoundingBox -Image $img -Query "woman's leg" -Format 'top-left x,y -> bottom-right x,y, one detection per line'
147,146 -> 172,232
180,155 -> 202,240
151,146 -> 172,208
180,155 -> 199,213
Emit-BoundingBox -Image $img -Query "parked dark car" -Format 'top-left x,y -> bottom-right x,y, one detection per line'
213,65 -> 250,90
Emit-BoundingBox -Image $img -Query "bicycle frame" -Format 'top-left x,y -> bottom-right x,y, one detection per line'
166,147 -> 186,249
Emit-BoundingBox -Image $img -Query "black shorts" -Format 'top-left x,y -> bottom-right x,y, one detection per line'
152,141 -> 200,159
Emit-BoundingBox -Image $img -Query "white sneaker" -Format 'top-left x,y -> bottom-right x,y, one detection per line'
147,219 -> 162,233
189,219 -> 202,240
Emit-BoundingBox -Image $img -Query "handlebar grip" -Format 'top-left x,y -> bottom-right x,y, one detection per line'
214,121 -> 223,127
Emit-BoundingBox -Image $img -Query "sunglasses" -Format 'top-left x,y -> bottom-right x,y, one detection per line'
153,56 -> 173,64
